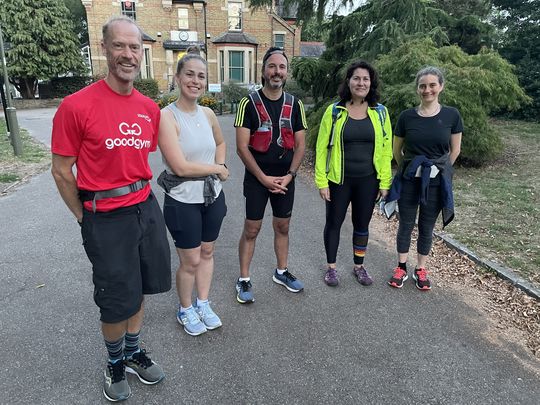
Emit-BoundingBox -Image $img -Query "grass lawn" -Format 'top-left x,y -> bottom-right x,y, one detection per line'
0,119 -> 50,191
447,119 -> 540,284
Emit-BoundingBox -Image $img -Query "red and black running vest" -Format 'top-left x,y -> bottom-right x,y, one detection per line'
248,91 -> 295,153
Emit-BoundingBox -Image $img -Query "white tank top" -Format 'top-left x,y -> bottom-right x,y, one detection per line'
162,103 -> 222,203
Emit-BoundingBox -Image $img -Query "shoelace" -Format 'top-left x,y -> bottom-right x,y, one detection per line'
326,268 -> 337,279
131,349 -> 152,369
108,361 -> 126,383
183,308 -> 201,324
198,302 -> 214,316
282,271 -> 296,281
416,268 -> 428,281
239,280 -> 251,292
393,267 -> 406,279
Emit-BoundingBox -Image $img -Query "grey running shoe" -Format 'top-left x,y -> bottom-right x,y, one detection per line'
103,360 -> 131,402
125,349 -> 165,385
324,267 -> 339,286
353,265 -> 373,286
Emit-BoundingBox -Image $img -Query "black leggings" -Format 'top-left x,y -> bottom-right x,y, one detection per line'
396,179 -> 442,256
324,174 -> 379,264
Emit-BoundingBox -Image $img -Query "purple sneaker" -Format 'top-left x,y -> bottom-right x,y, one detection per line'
324,267 -> 339,286
353,266 -> 373,286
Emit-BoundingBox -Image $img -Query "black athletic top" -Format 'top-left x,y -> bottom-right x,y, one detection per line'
234,90 -> 307,176
394,106 -> 463,162
342,116 -> 375,177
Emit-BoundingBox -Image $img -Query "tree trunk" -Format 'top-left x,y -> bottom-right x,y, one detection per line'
11,77 -> 37,99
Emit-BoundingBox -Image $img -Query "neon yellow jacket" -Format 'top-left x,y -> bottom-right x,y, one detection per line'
315,102 -> 393,190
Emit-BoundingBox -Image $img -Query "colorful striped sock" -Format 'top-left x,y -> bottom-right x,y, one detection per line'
124,331 -> 140,359
353,230 -> 369,265
105,335 -> 125,363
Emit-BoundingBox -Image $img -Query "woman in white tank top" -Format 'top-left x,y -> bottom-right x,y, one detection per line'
158,48 -> 229,336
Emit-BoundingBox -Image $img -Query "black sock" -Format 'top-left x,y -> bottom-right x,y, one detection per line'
124,331 -> 140,359
105,335 -> 124,363
398,262 -> 407,271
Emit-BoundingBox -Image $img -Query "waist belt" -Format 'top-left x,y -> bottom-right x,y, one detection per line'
79,180 -> 149,213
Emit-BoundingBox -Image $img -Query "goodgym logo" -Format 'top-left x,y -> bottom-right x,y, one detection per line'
119,122 -> 142,136
105,122 -> 151,150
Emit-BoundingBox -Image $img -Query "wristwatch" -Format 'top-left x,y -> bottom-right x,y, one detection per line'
287,170 -> 297,179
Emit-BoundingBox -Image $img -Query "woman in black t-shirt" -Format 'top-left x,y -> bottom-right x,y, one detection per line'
388,66 -> 463,291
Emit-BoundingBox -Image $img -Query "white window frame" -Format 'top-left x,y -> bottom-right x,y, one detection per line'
217,46 -> 254,84
178,8 -> 189,30
121,0 -> 137,20
227,1 -> 243,31
273,32 -> 285,49
140,45 -> 153,79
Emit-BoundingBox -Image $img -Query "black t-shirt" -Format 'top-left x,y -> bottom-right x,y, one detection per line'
395,106 -> 463,162
234,90 -> 307,176
342,117 -> 375,177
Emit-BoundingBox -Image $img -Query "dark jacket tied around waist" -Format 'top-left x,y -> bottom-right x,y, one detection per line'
157,170 -> 218,206
385,154 -> 455,228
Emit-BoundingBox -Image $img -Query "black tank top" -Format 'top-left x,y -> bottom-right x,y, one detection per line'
342,117 -> 375,177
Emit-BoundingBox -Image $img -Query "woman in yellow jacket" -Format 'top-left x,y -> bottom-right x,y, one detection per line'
315,60 -> 393,286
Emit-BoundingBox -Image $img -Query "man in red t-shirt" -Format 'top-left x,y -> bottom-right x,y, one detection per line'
51,16 -> 171,402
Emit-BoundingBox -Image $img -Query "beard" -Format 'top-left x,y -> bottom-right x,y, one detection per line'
264,75 -> 286,89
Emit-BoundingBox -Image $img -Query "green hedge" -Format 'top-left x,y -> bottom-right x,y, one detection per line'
156,92 -> 219,111
47,76 -> 93,98
133,79 -> 159,99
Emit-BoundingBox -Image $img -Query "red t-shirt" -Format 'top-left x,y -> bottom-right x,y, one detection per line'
52,80 -> 161,211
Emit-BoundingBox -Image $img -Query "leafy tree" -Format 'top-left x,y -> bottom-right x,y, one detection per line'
0,0 -> 85,99
307,39 -> 529,166
63,0 -> 89,45
492,0 -> 540,120
324,0 -> 450,62
250,0 -> 354,22
300,16 -> 331,42
433,0 -> 492,18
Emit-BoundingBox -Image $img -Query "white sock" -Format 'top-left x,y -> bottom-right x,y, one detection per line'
196,298 -> 208,307
180,305 -> 192,313
239,277 -> 250,282
276,268 -> 287,275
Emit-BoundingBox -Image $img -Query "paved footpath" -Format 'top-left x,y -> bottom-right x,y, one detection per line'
1,110 -> 539,404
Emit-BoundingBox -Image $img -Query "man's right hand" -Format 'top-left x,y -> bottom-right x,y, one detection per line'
260,175 -> 288,194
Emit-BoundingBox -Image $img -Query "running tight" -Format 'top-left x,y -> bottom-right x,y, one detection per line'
396,179 -> 442,256
324,174 -> 379,265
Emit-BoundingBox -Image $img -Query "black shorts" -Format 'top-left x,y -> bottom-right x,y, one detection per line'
163,191 -> 227,249
81,192 -> 171,323
243,172 -> 295,220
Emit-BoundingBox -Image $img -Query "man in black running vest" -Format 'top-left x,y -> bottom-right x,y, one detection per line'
233,47 -> 307,304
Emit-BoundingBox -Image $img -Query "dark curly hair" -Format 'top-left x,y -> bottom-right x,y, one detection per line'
337,60 -> 380,107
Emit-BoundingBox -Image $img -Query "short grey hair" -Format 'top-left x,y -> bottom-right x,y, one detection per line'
102,16 -> 142,44
415,66 -> 445,87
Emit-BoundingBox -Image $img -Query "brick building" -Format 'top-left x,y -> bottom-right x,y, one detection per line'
81,0 -> 301,92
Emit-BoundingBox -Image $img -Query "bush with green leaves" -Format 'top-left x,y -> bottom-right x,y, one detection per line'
222,82 -> 249,103
48,76 -> 93,98
134,78 -> 159,99
377,39 -> 529,166
284,78 -> 310,100
306,39 -> 530,167
157,92 -> 177,109
200,94 -> 219,110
